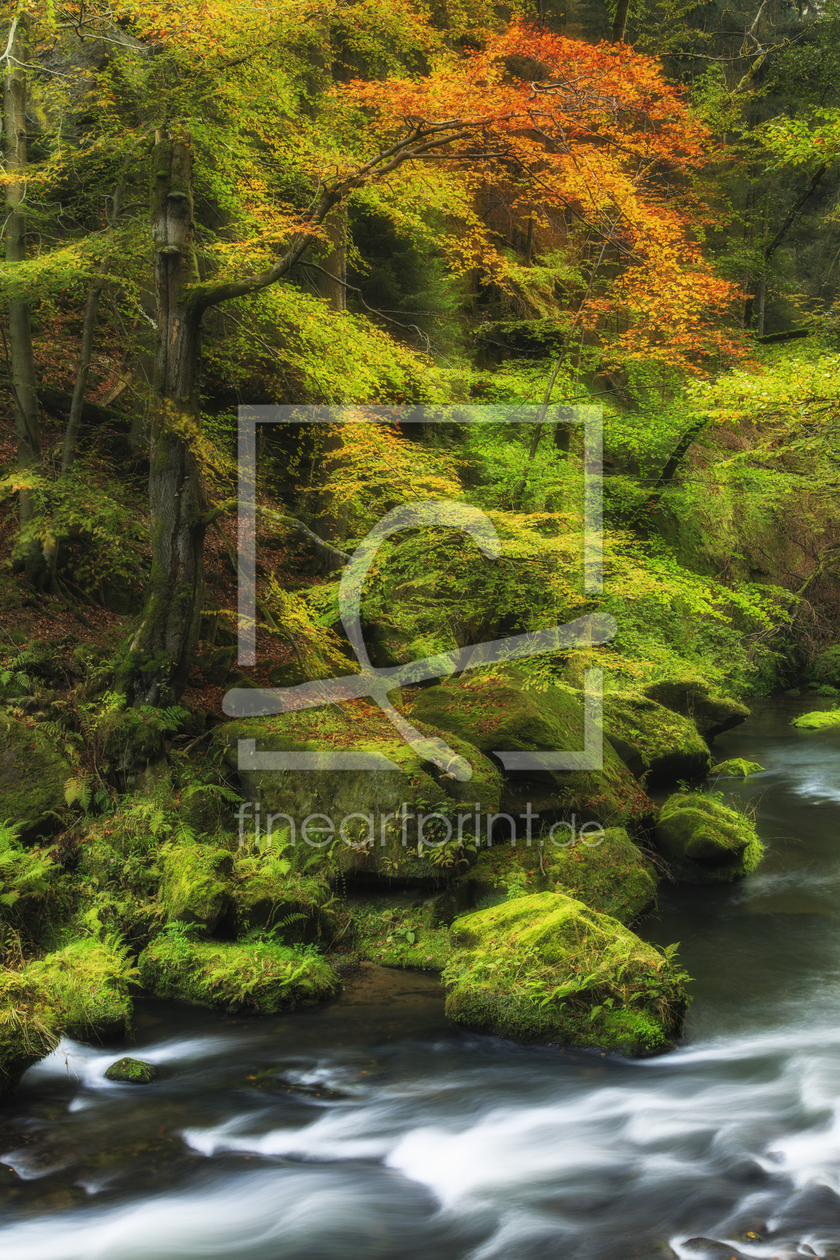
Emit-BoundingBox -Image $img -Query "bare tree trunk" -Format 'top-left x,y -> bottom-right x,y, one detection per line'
612,0 -> 631,41
3,13 -> 42,584
124,134 -> 208,706
316,207 -> 347,312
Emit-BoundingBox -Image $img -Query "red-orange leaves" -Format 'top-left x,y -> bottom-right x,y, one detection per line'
343,21 -> 744,373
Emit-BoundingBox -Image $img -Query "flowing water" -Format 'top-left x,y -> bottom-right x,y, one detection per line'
3,696 -> 840,1259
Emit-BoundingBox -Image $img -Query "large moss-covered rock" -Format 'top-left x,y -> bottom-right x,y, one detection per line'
443,892 -> 687,1055
643,678 -> 749,741
160,843 -> 233,932
26,937 -> 135,1041
459,827 -> 658,925
0,716 -> 71,842
0,971 -> 60,1104
232,855 -> 338,941
138,936 -> 339,1012
654,792 -> 763,883
604,692 -> 711,786
408,669 -> 654,831
216,704 -> 501,880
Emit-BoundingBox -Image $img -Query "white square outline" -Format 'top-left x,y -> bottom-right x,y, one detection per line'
224,406 -> 610,773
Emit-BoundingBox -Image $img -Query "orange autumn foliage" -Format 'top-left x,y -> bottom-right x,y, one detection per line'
344,21 -> 745,372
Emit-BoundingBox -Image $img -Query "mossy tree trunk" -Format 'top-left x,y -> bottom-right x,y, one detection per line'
125,133 -> 208,706
3,13 -> 43,587
122,123 -> 481,706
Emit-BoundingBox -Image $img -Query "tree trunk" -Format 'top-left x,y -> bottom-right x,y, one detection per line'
124,134 -> 208,706
316,208 -> 347,313
3,13 -> 42,584
611,0 -> 631,42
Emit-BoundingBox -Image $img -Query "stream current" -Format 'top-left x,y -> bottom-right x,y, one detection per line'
2,696 -> 840,1258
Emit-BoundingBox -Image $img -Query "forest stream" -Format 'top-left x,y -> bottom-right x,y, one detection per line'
1,696 -> 839,1260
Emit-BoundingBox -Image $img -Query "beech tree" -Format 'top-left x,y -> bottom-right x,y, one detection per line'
2,1 -> 744,706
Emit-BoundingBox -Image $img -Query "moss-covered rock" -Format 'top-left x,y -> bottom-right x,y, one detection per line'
709,758 -> 764,777
160,843 -> 233,933
604,692 -> 711,786
654,792 -> 763,883
460,827 -> 658,926
216,704 -> 501,881
443,892 -> 687,1055
26,937 -> 135,1041
408,668 -> 654,831
792,709 -> 840,730
0,971 -> 60,1104
643,678 -> 749,741
232,855 -> 338,942
104,1056 -> 156,1083
137,935 -> 339,1011
0,715 -> 71,842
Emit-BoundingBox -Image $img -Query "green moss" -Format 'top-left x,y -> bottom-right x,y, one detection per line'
709,758 -> 764,777
0,971 -> 61,1103
0,715 -> 71,842
443,892 -> 687,1055
460,827 -> 658,925
137,934 -> 339,1012
160,843 -> 233,932
792,709 -> 840,729
603,692 -> 711,786
352,900 -> 452,969
654,792 -> 764,883
104,1056 -> 157,1083
26,936 -> 135,1041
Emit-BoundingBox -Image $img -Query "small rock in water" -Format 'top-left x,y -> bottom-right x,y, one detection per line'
104,1057 -> 156,1084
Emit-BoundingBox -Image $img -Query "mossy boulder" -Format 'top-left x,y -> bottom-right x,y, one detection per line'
792,709 -> 840,730
104,1056 -> 156,1084
26,937 -> 135,1041
137,936 -> 339,1012
407,668 -> 654,831
216,704 -> 501,881
460,827 -> 658,926
654,792 -> 763,883
709,759 -> 764,777
643,678 -> 749,741
0,971 -> 60,1104
160,843 -> 233,933
443,892 -> 687,1055
0,715 -> 71,842
232,855 -> 338,942
604,692 -> 711,786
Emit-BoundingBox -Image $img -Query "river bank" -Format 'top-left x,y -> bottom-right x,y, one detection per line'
1,696 -> 839,1258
